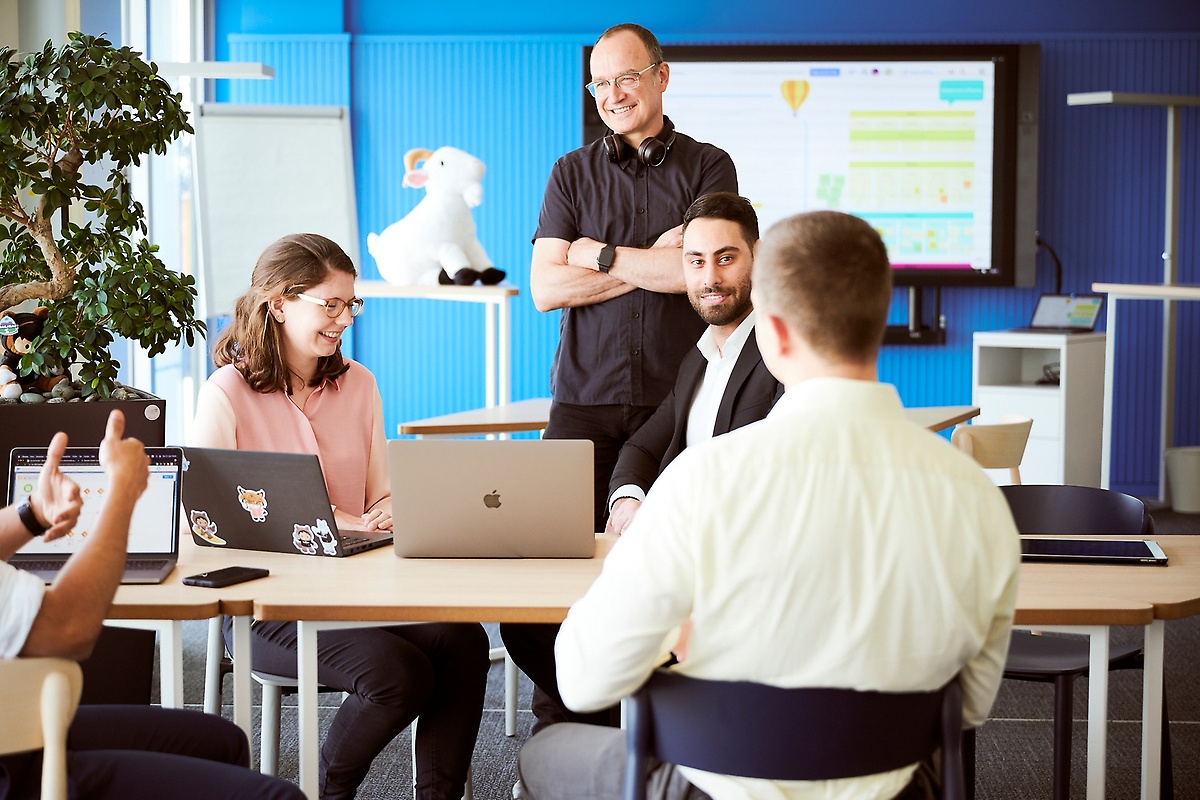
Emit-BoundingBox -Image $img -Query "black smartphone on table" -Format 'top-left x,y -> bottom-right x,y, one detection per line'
182,566 -> 270,588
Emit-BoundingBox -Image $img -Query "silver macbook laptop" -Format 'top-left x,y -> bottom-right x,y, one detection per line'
181,447 -> 392,557
8,447 -> 182,584
1011,293 -> 1104,333
389,439 -> 595,558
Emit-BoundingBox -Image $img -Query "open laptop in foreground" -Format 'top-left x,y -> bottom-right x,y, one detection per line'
389,438 -> 594,558
8,447 -> 183,584
181,447 -> 392,557
1010,293 -> 1104,334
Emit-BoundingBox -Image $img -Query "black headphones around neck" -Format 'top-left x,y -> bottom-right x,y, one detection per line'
603,126 -> 677,168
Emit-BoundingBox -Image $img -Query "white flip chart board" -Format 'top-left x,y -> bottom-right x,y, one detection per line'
194,104 -> 358,317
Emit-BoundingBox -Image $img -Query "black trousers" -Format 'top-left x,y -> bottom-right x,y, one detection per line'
228,619 -> 490,800
0,705 -> 304,800
511,401 -> 655,732
499,621 -> 619,734
544,401 -> 658,533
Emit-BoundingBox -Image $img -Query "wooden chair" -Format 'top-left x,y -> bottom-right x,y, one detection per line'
0,657 -> 84,800
623,669 -> 965,800
951,414 -> 1034,484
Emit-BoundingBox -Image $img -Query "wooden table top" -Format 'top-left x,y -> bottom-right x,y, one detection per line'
120,534 -> 1200,631
1016,534 -> 1200,623
398,398 -> 553,436
398,399 -> 979,437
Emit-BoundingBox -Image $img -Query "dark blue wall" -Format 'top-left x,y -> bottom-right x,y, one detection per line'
212,0 -> 1200,497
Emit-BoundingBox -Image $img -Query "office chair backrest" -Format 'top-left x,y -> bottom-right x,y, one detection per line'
952,415 -> 1034,484
999,484 -> 1152,536
623,669 -> 964,800
0,657 -> 84,800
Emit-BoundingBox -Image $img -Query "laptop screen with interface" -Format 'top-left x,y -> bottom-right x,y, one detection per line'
8,447 -> 182,559
1027,294 -> 1103,331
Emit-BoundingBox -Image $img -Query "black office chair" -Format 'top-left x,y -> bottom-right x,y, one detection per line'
623,669 -> 966,800
997,484 -> 1172,800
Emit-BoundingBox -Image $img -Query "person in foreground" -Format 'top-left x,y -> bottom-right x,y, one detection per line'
0,410 -> 303,800
606,192 -> 782,536
190,233 -> 489,800
517,211 -> 1020,800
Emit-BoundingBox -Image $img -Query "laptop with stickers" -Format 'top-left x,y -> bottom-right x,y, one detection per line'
388,438 -> 595,558
8,447 -> 183,584
181,447 -> 392,557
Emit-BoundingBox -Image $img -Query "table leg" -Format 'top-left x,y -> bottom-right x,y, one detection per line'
105,619 -> 183,708
498,294 -> 510,406
1100,298 -> 1117,489
1086,625 -> 1110,800
298,620 -> 321,799
204,616 -> 224,714
505,652 -> 517,737
232,616 -> 254,745
159,620 -> 183,708
485,302 -> 496,409
1141,620 -> 1165,800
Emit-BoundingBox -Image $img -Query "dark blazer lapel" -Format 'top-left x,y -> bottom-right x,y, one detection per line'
664,348 -> 706,462
713,331 -> 763,435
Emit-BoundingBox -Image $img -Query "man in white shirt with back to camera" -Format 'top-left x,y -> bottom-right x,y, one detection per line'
517,210 -> 1020,800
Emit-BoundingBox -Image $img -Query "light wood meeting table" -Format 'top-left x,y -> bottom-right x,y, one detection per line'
399,398 -> 979,437
110,499 -> 1195,800
232,534 -> 1189,800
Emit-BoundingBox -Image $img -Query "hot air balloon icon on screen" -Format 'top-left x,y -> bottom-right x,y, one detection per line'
781,79 -> 810,116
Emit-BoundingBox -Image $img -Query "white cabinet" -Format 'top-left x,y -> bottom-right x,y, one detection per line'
971,331 -> 1106,486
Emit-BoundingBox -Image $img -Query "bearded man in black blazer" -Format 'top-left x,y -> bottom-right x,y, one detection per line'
606,192 -> 783,534
501,193 -> 782,734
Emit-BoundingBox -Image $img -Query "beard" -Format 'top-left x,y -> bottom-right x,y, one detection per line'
688,282 -> 753,327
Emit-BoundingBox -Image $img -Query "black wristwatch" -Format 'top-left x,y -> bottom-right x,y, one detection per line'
18,499 -> 47,536
596,243 -> 616,273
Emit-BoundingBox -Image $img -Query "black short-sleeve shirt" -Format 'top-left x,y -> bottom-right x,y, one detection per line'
534,122 -> 738,407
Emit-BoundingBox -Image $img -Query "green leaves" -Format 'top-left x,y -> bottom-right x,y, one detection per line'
0,33 -> 203,397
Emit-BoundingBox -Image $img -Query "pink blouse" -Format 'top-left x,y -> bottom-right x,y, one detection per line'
203,362 -> 382,516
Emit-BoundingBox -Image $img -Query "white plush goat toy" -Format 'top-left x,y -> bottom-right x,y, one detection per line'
366,146 -> 505,286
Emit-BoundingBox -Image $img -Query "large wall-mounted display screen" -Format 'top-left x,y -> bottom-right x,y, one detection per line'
583,44 -> 1039,287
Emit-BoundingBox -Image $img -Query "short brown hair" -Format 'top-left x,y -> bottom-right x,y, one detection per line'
754,211 -> 892,363
596,23 -> 664,65
212,233 -> 356,393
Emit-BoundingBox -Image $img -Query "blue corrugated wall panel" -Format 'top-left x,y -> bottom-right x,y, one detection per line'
219,29 -> 1199,493
227,34 -> 351,106
349,37 -> 580,428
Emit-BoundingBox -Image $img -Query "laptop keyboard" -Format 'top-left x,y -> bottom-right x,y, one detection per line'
13,561 -> 66,572
15,559 -> 171,572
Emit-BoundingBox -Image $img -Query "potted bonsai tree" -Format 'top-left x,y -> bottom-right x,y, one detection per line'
0,32 -> 204,453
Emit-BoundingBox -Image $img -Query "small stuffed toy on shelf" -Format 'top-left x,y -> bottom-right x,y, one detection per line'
366,146 -> 506,287
0,307 -> 67,401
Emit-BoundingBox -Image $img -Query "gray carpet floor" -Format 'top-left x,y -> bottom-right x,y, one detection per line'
154,506 -> 1200,800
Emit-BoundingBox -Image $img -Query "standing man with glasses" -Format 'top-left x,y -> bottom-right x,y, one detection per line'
508,23 -> 738,735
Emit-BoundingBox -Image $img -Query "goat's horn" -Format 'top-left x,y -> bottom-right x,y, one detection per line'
404,148 -> 434,172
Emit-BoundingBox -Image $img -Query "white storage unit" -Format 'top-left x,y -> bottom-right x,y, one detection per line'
971,331 -> 1106,486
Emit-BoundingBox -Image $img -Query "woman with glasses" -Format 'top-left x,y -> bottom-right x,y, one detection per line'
190,233 -> 489,800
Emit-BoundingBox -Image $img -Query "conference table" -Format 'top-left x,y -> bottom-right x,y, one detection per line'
399,398 -> 981,437
110,533 -> 1200,800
